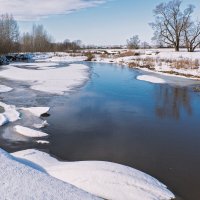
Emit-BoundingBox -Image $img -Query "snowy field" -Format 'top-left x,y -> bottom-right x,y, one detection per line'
0,53 -> 176,200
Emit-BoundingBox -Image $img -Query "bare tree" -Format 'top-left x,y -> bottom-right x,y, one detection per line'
141,41 -> 151,49
21,24 -> 53,52
150,0 -> 194,51
127,35 -> 140,49
184,21 -> 200,52
21,32 -> 33,52
0,14 -> 19,54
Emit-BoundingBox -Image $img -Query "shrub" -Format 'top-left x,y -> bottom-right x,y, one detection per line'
84,52 -> 95,61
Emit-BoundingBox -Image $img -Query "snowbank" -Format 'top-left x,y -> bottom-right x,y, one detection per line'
21,107 -> 50,117
0,64 -> 89,95
0,148 -> 98,200
13,149 -> 175,200
0,102 -> 20,126
137,75 -> 166,84
14,125 -> 48,138
0,85 -> 13,93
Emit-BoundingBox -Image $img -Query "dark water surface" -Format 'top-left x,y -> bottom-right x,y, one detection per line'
45,62 -> 200,200
1,62 -> 200,200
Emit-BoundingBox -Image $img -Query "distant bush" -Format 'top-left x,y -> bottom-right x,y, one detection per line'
84,52 -> 95,61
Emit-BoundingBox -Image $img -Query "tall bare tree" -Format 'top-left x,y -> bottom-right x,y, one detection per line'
184,21 -> 200,52
150,0 -> 194,51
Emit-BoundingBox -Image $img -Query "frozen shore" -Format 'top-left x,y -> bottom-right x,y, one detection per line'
0,148 -> 99,200
3,148 -> 174,200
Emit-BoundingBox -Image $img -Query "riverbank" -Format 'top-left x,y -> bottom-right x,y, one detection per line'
89,49 -> 200,80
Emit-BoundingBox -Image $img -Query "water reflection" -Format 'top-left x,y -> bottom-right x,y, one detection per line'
156,86 -> 192,120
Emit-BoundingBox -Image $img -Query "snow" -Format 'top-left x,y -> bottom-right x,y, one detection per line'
0,114 -> 8,126
21,107 -> 50,117
0,102 -> 20,126
0,148 -> 99,200
0,85 -> 13,92
46,55 -> 87,62
14,125 -> 48,138
33,120 -> 48,129
137,75 -> 166,84
10,62 -> 59,68
32,53 -> 54,60
12,149 -> 175,200
36,140 -> 49,144
0,63 -> 89,95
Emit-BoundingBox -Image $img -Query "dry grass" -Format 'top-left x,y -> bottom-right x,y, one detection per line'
170,59 -> 199,69
128,57 -> 155,69
116,51 -> 140,58
100,53 -> 109,59
128,56 -> 200,71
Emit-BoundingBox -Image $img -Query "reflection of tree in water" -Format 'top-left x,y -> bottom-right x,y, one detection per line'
156,86 -> 192,120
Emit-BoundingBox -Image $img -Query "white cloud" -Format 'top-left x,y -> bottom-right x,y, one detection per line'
0,0 -> 106,20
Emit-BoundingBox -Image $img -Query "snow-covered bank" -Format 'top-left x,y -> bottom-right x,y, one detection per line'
12,149 -> 175,200
93,49 -> 200,80
33,52 -> 87,63
0,63 -> 89,95
0,148 -> 99,200
137,75 -> 166,84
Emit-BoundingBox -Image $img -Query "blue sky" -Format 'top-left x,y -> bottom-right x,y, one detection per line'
2,0 -> 200,45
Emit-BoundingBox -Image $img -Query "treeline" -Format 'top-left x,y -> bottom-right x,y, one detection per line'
0,14 -> 82,55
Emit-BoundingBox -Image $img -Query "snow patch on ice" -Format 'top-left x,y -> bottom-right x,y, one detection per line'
12,149 -> 175,200
14,125 -> 48,138
137,75 -> 166,84
0,85 -> 13,93
33,120 -> 48,129
21,107 -> 50,117
0,63 -> 89,95
0,102 -> 20,126
46,55 -> 87,62
10,62 -> 59,68
36,140 -> 49,144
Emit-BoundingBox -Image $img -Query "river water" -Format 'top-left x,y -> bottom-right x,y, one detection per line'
1,61 -> 200,200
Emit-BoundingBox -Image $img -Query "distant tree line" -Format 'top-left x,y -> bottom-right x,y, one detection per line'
0,14 -> 82,55
0,14 -> 20,54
